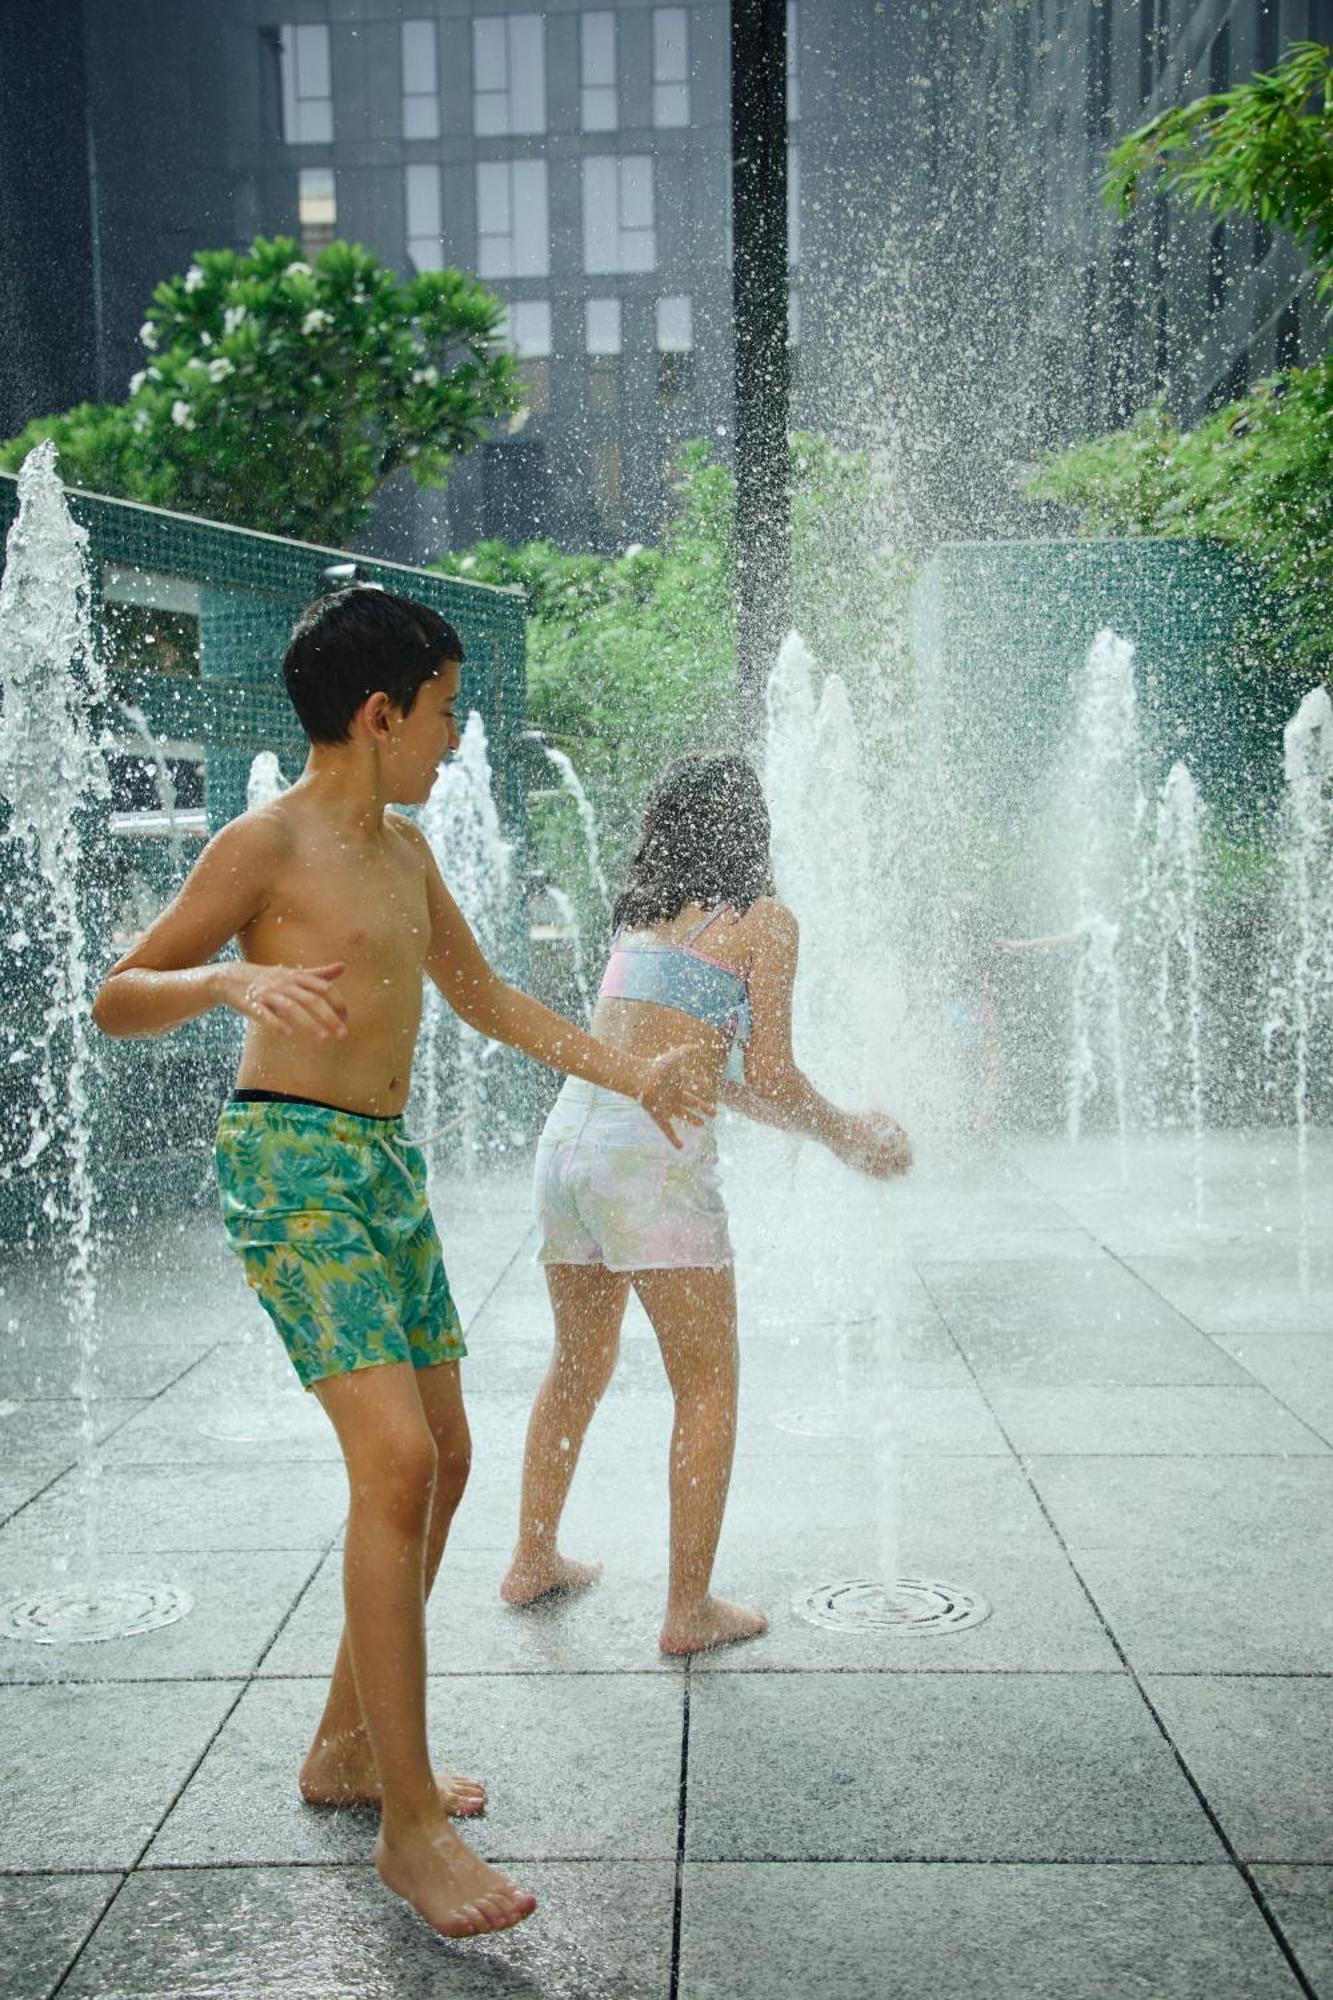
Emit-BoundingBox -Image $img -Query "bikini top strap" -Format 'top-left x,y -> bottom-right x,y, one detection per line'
680,904 -> 730,946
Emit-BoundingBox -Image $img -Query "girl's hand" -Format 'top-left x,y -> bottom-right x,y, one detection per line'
226,961 -> 349,1040
836,1110 -> 912,1180
640,1046 -> 716,1147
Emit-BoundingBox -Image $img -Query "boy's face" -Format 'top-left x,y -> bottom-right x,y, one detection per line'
385,658 -> 462,803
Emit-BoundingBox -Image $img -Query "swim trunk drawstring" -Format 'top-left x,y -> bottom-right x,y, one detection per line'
375,1111 -> 468,1186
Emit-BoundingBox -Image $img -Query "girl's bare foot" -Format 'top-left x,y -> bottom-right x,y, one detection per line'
300,1735 -> 486,1817
376,1818 -> 537,1940
660,1595 -> 768,1656
499,1551 -> 604,1607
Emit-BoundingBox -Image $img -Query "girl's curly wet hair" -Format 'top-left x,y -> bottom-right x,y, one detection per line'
613,755 -> 775,929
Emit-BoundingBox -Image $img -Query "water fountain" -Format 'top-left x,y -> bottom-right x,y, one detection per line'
245,749 -> 289,810
0,444 -> 190,1644
416,710 -> 515,1169
119,703 -> 185,877
1264,686 -> 1333,1275
761,632 -> 989,1638
1141,760 -> 1207,1217
528,733 -> 613,921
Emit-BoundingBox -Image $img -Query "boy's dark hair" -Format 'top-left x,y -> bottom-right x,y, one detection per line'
283,586 -> 464,744
613,755 -> 775,929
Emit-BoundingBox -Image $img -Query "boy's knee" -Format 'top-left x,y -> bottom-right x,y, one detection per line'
435,1435 -> 471,1509
351,1423 -> 439,1525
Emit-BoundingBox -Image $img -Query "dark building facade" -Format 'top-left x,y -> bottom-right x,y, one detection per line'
1,0 -> 1328,560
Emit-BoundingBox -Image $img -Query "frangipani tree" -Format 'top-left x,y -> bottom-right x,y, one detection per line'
1,236 -> 519,548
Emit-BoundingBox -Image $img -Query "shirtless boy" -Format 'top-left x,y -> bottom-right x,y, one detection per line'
92,586 -> 710,1940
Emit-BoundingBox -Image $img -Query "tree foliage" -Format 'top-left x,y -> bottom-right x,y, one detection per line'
1105,41 -> 1333,297
1029,40 -> 1333,674
0,237 -> 518,547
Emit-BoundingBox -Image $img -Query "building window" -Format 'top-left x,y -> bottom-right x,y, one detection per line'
586,298 -> 622,411
583,156 -> 655,274
477,159 -> 549,278
581,12 -> 618,132
591,438 -> 623,538
788,287 -> 800,383
405,163 -> 443,271
279,24 -> 333,144
473,15 -> 546,137
656,294 -> 694,405
298,167 -> 337,255
788,142 -> 800,265
402,20 -> 440,139
652,8 -> 689,127
505,300 -> 552,418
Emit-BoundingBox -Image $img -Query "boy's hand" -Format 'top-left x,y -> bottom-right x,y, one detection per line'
837,1110 -> 912,1180
226,961 -> 349,1040
639,1046 -> 717,1147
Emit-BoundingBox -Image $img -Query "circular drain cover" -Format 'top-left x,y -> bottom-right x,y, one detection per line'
793,1577 -> 990,1637
0,1580 -> 193,1645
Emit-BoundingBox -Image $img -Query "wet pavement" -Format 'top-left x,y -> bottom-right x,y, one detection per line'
2,1128 -> 1331,1999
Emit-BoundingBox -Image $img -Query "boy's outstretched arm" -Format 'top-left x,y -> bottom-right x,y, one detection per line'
416,832 -> 712,1142
92,816 -> 347,1042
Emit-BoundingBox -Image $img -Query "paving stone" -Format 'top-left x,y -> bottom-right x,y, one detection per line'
1251,1866 -> 1333,1998
1026,1456 -> 1333,1555
0,1461 -> 348,1557
0,1336 -> 211,1402
1216,1334 -> 1333,1448
59,1862 -> 673,2000
149,1674 -> 683,1864
1124,1244 -> 1333,1337
1072,1543 -> 1333,1674
0,1873 -> 121,2000
685,1673 -> 1221,1861
258,1545 -> 684,1678
717,1455 -> 1055,1563
985,1385 -> 1330,1456
0,1679 -> 241,1868
0,1397 -> 145,1468
678,1862 -> 1303,2000
0,1467 -> 65,1530
0,1548 -> 321,1684
1145,1677 -> 1333,1862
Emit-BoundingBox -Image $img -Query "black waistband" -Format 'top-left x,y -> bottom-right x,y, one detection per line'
230,1088 -> 397,1123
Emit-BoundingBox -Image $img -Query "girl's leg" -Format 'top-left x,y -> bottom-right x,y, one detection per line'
308,1361 -> 535,1938
500,1263 -> 630,1604
303,1359 -> 484,1813
632,1266 -> 767,1655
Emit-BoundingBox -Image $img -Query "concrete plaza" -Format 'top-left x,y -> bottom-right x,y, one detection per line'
2,1128 -> 1331,1999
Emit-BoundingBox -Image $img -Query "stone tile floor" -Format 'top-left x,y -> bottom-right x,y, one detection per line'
1,1127 -> 1331,1998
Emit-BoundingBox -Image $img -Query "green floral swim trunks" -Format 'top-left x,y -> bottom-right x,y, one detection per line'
214,1096 -> 466,1390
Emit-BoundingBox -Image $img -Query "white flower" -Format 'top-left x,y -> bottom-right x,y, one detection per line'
133,409 -> 152,435
624,542 -> 644,558
186,355 -> 208,371
459,555 -> 476,571
207,357 -> 235,383
200,329 -> 213,347
302,308 -> 332,335
139,321 -> 158,351
183,265 -> 206,292
170,400 -> 195,431
411,365 -> 439,388
285,260 -> 313,278
128,371 -> 147,396
223,304 -> 247,336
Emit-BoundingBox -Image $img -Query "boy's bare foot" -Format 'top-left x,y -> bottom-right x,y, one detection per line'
376,1818 -> 537,1940
300,1737 -> 486,1817
660,1596 -> 768,1656
499,1552 -> 604,1607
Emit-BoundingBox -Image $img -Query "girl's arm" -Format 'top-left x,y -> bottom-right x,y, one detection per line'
731,900 -> 910,1177
92,815 -> 348,1042
416,828 -> 711,1141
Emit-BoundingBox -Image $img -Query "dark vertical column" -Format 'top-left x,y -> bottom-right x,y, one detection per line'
730,0 -> 788,739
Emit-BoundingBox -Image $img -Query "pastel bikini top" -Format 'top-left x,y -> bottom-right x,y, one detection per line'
598,906 -> 752,1083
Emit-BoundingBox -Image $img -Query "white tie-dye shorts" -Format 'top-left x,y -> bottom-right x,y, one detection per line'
534,1075 -> 733,1271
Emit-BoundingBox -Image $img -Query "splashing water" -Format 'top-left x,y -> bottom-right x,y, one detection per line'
120,703 -> 184,877
246,750 -> 288,810
1059,629 -> 1144,1150
536,740 -> 613,922
546,882 -> 594,1023
1264,687 -> 1333,1279
0,445 -> 109,1576
416,712 -> 513,1169
1142,761 -> 1207,1218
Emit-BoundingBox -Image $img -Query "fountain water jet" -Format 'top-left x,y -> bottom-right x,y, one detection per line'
246,750 -> 289,810
1142,761 -> 1207,1218
533,738 -> 612,922
0,444 -> 190,1643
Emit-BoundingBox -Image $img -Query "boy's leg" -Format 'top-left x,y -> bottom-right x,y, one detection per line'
310,1359 -> 535,1937
501,1264 -> 630,1605
302,1358 -> 485,1813
632,1266 -> 767,1656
